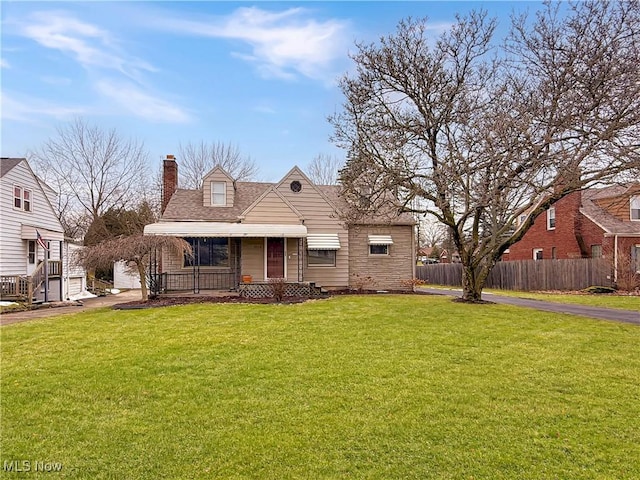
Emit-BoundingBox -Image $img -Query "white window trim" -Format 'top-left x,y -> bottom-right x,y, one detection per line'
211,181 -> 226,206
546,207 -> 556,230
630,196 -> 640,221
13,185 -> 32,212
533,248 -> 543,260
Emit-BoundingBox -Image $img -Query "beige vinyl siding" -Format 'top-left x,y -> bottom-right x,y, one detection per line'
593,186 -> 640,222
348,225 -> 415,291
242,189 -> 302,224
203,169 -> 235,207
240,238 -> 264,280
0,161 -> 64,276
276,170 -> 349,288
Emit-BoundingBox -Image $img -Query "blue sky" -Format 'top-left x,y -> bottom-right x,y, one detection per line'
1,1 -> 539,182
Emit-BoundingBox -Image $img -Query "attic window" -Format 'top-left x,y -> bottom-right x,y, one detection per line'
631,196 -> 640,221
290,181 -> 302,193
211,181 -> 226,206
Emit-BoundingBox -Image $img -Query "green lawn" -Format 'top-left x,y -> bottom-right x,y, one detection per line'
425,285 -> 640,310
2,295 -> 639,479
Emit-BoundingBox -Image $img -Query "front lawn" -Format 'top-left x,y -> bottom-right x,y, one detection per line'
2,295 -> 639,479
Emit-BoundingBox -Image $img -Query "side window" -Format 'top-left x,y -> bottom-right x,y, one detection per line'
14,186 -> 22,209
533,248 -> 543,260
631,196 -> 640,221
23,189 -> 31,212
547,207 -> 556,230
307,250 -> 336,267
369,244 -> 389,255
28,241 -> 36,264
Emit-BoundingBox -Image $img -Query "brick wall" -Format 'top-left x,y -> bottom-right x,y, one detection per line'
348,225 -> 414,291
508,192 -> 587,260
162,156 -> 178,214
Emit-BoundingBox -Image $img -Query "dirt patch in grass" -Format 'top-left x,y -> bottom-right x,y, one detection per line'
113,289 -> 418,310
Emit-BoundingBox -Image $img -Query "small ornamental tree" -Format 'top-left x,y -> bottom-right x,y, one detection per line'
74,235 -> 191,300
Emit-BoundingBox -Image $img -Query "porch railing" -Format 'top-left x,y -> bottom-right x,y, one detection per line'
150,272 -> 238,294
0,260 -> 62,303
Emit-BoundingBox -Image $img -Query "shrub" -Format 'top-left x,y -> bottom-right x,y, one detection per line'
268,277 -> 287,302
583,285 -> 617,294
350,273 -> 377,293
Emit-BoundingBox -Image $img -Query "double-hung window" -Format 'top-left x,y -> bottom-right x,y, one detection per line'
547,207 -> 556,230
13,186 -> 32,212
211,182 -> 226,206
631,196 -> 640,221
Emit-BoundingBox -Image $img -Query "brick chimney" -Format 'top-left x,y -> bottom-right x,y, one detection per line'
162,155 -> 178,214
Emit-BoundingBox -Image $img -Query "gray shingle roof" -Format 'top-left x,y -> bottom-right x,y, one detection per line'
162,182 -> 416,225
0,158 -> 23,178
580,185 -> 640,235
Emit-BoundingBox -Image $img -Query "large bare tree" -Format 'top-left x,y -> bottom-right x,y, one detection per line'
306,153 -> 344,185
178,141 -> 258,188
331,1 -> 640,302
31,118 -> 150,238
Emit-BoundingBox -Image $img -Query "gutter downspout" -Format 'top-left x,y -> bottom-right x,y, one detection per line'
613,235 -> 618,284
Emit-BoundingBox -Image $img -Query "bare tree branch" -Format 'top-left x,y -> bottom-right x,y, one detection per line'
178,141 -> 258,188
306,153 -> 344,185
31,118 -> 150,238
332,2 -> 640,301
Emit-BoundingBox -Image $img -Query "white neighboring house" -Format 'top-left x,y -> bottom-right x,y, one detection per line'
0,157 -> 85,302
114,261 -> 141,289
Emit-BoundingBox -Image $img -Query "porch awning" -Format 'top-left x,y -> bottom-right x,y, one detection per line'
307,233 -> 341,250
144,222 -> 307,238
368,234 -> 394,245
21,225 -> 64,241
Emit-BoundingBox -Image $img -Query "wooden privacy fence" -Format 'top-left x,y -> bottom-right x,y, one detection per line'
416,258 -> 613,291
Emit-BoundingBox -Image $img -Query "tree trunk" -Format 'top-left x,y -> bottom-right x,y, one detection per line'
136,261 -> 148,301
461,263 -> 484,302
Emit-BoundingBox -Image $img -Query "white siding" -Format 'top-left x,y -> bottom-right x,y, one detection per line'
0,160 -> 64,276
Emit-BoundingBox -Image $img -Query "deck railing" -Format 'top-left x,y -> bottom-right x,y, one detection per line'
0,260 -> 62,303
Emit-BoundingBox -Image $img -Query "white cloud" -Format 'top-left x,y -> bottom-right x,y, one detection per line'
151,6 -> 350,82
18,11 -> 156,80
1,92 -> 86,122
0,58 -> 10,68
95,80 -> 191,123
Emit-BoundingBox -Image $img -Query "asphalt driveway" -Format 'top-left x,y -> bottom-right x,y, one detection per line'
418,287 -> 640,325
0,290 -> 142,326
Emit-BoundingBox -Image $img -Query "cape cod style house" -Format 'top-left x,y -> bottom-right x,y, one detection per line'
0,157 -> 85,302
143,156 -> 416,295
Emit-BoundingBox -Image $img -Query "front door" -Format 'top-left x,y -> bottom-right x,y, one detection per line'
266,238 -> 285,279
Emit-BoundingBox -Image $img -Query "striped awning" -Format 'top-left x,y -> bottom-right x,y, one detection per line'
307,233 -> 341,250
368,234 -> 393,245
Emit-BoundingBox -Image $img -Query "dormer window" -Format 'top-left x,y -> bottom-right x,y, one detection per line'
211,181 -> 226,206
631,196 -> 640,221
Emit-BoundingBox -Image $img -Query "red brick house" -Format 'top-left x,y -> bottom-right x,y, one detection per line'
505,184 -> 640,284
